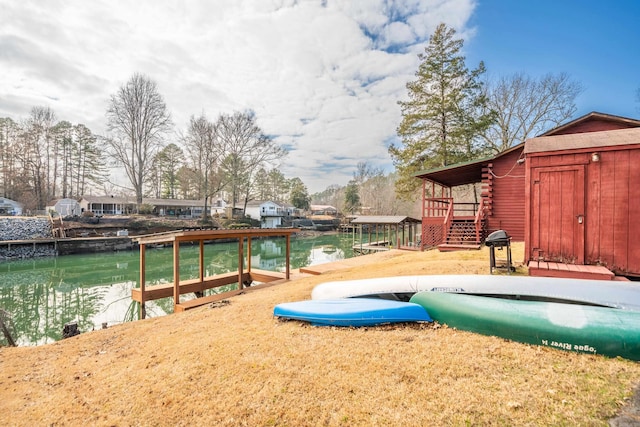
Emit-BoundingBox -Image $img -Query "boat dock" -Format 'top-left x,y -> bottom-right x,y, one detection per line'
130,228 -> 299,318
347,216 -> 422,255
0,236 -> 133,257
352,240 -> 390,255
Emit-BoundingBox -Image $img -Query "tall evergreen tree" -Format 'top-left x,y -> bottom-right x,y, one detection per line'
153,143 -> 185,199
390,23 -> 494,199
288,177 -> 310,210
344,180 -> 360,214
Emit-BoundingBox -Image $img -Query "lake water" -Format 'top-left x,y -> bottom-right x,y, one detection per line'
0,234 -> 356,346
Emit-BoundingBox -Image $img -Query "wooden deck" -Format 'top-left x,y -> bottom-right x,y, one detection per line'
132,228 -> 300,317
527,260 -> 618,280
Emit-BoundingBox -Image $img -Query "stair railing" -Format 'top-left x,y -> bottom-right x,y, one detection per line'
474,198 -> 485,244
442,201 -> 454,242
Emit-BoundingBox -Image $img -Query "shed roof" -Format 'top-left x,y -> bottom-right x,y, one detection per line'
540,111 -> 640,136
351,215 -> 421,225
524,127 -> 640,154
413,144 -> 524,187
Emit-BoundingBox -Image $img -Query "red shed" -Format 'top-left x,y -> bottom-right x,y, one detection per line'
524,113 -> 640,278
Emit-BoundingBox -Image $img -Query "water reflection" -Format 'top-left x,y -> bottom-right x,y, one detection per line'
0,234 -> 355,346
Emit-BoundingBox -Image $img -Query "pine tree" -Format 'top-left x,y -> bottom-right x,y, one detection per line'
288,177 -> 310,210
390,23 -> 494,199
344,181 -> 360,214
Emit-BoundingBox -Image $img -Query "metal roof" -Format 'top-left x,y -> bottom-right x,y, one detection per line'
413,144 -> 524,188
351,215 -> 421,225
525,127 -> 640,154
539,111 -> 640,136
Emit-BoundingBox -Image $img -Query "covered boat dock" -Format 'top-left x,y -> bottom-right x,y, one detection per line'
131,228 -> 299,318
350,216 -> 422,255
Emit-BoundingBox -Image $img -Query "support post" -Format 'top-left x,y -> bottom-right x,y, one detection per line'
247,236 -> 252,273
285,234 -> 291,279
140,244 -> 146,319
199,240 -> 204,289
238,237 -> 244,290
173,241 -> 180,310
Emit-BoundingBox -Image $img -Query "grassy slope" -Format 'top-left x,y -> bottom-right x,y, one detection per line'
1,243 -> 639,426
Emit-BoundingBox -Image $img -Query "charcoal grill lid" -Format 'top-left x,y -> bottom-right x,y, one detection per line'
485,229 -> 510,245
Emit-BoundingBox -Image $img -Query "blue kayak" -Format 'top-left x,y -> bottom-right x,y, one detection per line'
273,298 -> 432,327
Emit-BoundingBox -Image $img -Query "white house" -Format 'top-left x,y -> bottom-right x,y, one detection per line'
79,195 -> 211,218
210,198 -> 227,216
243,200 -> 296,228
47,198 -> 82,217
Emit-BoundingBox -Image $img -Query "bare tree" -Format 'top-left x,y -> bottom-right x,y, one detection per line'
0,117 -> 20,199
73,124 -> 107,197
183,114 -> 225,221
105,73 -> 172,209
52,121 -> 74,198
17,107 -> 56,209
216,111 -> 286,213
482,72 -> 583,153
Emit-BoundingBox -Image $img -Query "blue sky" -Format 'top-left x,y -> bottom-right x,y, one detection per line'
1,1 -> 639,193
466,0 -> 640,118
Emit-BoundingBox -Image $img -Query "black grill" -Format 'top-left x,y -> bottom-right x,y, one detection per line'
485,230 -> 513,274
485,230 -> 511,248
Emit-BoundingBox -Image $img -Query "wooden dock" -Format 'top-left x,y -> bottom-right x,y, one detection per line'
131,228 -> 299,318
0,236 -> 133,256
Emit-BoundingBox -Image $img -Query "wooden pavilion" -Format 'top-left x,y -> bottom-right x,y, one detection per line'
349,215 -> 422,254
131,228 -> 299,318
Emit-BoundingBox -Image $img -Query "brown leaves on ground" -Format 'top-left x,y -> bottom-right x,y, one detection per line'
0,243 -> 639,426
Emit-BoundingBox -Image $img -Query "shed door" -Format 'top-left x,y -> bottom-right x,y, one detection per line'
531,165 -> 585,264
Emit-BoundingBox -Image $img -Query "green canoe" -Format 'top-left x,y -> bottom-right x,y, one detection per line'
410,292 -> 640,361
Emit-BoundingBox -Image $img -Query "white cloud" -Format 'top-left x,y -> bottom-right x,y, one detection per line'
0,0 -> 477,193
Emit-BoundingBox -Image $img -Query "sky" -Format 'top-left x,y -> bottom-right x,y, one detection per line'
1,0 -> 639,194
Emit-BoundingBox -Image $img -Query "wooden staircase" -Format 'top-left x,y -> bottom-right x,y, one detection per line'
438,218 -> 482,251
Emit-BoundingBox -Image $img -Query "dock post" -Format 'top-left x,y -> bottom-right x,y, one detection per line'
140,244 -> 146,319
285,234 -> 291,279
237,237 -> 244,290
247,237 -> 252,273
173,241 -> 180,311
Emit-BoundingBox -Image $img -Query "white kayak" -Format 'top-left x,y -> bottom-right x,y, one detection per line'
310,274 -> 640,311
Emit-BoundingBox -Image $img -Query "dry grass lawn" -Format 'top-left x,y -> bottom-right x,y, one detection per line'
1,243 -> 639,426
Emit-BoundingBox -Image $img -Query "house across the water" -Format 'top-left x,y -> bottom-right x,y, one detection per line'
79,195 -> 212,218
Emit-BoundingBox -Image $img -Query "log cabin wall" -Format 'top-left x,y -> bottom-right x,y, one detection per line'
482,147 -> 526,241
